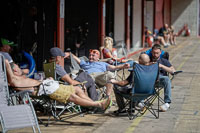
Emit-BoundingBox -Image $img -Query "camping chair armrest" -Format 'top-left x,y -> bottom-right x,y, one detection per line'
172,70 -> 183,75
75,81 -> 88,92
75,81 -> 88,87
9,90 -> 33,97
171,70 -> 183,81
99,58 -> 112,62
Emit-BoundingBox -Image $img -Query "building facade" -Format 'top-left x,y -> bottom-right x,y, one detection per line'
0,0 -> 199,70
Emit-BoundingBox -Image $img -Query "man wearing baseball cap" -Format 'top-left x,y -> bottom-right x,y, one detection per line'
0,38 -> 15,66
49,47 -> 99,101
0,38 -> 28,76
0,38 -> 17,53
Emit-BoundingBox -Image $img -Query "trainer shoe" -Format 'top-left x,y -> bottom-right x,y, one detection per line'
135,102 -> 145,111
138,102 -> 145,108
164,45 -> 168,48
160,103 -> 170,112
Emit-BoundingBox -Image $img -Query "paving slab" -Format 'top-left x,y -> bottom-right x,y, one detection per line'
6,37 -> 200,133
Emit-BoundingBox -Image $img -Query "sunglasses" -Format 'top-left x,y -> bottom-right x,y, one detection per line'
89,49 -> 100,55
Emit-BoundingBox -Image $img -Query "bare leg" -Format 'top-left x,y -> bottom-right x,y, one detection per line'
164,34 -> 170,44
169,34 -> 173,45
173,35 -> 177,45
5,60 -> 41,90
157,36 -> 166,46
68,93 -> 111,110
106,83 -> 113,96
74,86 -> 93,102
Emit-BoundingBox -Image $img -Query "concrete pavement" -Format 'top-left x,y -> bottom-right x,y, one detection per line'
8,37 -> 200,133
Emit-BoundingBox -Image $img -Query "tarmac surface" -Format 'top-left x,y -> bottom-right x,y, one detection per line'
8,37 -> 200,133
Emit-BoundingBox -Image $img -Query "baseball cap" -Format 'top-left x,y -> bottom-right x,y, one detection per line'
1,38 -> 17,46
50,47 -> 65,57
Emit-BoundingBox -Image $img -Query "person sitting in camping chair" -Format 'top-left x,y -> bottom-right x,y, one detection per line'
49,47 -> 99,101
65,49 -> 130,97
110,53 -> 175,114
149,44 -> 176,111
4,59 -> 112,111
100,36 -> 134,67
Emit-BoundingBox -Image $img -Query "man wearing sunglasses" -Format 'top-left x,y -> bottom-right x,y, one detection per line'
66,49 -> 130,97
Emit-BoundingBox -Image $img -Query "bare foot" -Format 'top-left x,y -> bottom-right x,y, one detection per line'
100,97 -> 111,110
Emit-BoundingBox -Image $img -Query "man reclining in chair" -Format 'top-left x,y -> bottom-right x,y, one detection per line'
65,49 -> 130,97
110,53 -> 175,114
5,59 -> 111,111
49,47 -> 99,101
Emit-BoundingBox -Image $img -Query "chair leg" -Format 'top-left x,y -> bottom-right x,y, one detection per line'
127,98 -> 136,120
157,91 -> 160,119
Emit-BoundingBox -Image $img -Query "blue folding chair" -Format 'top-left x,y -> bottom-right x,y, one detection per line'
114,62 -> 160,120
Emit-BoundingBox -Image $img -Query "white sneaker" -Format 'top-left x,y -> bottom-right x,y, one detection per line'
138,102 -> 145,108
160,103 -> 170,112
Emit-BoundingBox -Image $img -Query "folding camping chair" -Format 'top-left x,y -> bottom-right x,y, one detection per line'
0,54 -> 41,133
64,53 -> 108,100
100,41 -> 131,81
42,62 -> 82,116
114,62 -> 160,120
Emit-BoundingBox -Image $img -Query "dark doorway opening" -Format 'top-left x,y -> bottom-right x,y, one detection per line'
105,0 -> 114,40
65,0 -> 99,57
0,0 -> 57,71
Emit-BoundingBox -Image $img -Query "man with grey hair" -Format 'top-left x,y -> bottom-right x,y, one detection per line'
65,49 -> 130,97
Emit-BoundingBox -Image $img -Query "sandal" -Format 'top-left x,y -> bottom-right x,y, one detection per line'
102,96 -> 112,111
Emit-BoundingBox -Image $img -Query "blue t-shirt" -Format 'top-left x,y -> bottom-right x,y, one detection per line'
80,60 -> 109,74
145,49 -> 165,59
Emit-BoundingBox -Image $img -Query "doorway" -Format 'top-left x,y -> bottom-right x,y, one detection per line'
65,0 -> 99,57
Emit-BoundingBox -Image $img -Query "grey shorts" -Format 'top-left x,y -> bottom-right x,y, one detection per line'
90,71 -> 115,86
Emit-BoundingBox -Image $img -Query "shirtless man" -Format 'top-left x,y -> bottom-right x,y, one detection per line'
4,59 -> 111,111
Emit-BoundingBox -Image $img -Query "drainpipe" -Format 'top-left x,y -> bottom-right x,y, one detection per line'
142,0 -> 145,47
99,0 -> 106,47
57,0 -> 65,51
57,0 -> 65,67
125,0 -> 130,51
